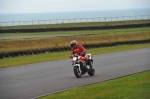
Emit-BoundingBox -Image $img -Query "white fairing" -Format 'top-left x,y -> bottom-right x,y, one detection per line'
74,64 -> 81,73
85,54 -> 92,59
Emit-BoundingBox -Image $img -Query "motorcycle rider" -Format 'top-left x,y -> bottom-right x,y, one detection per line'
70,40 -> 95,77
70,40 -> 91,64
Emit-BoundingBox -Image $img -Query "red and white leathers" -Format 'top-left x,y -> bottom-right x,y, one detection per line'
70,45 -> 89,61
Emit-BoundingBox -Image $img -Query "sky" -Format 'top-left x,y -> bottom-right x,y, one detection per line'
0,0 -> 150,13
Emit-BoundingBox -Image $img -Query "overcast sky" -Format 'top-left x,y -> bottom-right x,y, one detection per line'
0,0 -> 150,13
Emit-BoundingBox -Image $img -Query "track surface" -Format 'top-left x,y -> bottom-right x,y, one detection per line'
0,48 -> 150,99
0,34 -> 86,40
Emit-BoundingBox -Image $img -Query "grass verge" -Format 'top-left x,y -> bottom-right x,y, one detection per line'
1,26 -> 150,37
0,43 -> 150,68
0,31 -> 150,54
39,70 -> 150,99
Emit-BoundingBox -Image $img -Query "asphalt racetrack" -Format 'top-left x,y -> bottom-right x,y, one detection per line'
0,48 -> 150,99
0,34 -> 86,40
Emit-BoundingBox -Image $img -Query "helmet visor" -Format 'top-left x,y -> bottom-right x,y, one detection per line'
71,43 -> 75,47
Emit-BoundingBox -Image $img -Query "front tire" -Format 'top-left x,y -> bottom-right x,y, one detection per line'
74,66 -> 82,78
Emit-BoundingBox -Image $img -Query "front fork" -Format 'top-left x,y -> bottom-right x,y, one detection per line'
73,63 -> 81,73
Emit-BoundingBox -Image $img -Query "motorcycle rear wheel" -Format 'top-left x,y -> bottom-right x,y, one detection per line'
88,69 -> 95,76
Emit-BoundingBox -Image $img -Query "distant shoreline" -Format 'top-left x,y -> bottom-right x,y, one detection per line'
0,8 -> 150,23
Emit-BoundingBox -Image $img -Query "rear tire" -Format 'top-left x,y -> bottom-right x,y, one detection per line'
74,66 -> 82,78
88,69 -> 95,76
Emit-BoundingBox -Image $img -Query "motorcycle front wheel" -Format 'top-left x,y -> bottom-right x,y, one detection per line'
74,66 -> 82,78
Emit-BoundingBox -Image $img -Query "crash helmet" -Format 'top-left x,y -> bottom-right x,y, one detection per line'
70,40 -> 77,48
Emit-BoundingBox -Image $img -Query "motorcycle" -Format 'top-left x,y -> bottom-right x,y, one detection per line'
71,54 -> 95,78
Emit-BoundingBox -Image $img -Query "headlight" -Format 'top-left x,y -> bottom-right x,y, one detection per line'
73,57 -> 77,61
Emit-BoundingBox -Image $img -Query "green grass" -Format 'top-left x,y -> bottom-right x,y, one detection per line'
1,31 -> 150,54
0,26 -> 150,37
0,43 -> 150,68
39,70 -> 150,99
1,19 -> 150,30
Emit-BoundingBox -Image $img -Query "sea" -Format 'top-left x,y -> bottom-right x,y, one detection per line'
0,8 -> 150,26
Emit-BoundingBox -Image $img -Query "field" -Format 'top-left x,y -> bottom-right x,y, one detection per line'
0,20 -> 150,68
0,43 -> 150,68
0,26 -> 150,37
0,19 -> 150,99
0,27 -> 150,54
39,70 -> 150,99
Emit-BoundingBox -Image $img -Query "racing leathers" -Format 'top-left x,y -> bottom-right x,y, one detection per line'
70,44 -> 86,61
